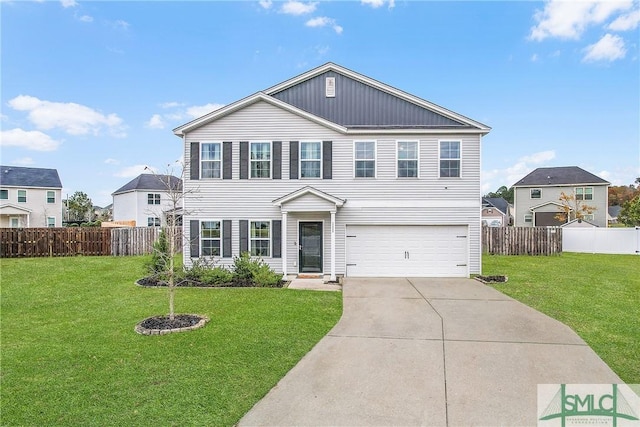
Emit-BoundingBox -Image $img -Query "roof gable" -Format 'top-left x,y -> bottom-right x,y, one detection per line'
272,186 -> 345,208
113,174 -> 182,195
0,165 -> 62,189
482,197 -> 510,215
513,166 -> 610,187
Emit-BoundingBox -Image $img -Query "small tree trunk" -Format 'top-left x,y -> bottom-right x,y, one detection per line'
168,226 -> 176,320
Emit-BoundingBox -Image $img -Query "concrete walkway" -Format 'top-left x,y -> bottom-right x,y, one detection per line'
238,278 -> 622,426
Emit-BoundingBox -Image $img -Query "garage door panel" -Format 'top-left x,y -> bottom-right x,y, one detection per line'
346,225 -> 468,277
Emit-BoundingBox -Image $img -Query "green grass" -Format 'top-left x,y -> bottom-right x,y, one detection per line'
0,256 -> 342,426
483,252 -> 639,383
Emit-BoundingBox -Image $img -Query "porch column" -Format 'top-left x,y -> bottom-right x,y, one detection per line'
330,210 -> 336,282
281,211 -> 288,278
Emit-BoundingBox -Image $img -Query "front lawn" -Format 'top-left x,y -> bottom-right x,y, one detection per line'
0,256 -> 342,426
482,252 -> 639,383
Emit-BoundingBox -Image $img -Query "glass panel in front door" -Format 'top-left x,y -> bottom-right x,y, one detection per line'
300,222 -> 322,273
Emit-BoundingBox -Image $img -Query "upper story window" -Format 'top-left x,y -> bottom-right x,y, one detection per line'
575,187 -> 593,201
47,191 -> 55,204
148,193 -> 161,205
0,189 -> 7,200
439,140 -> 460,178
397,141 -> 418,178
201,220 -> 221,256
47,217 -> 55,227
530,189 -> 542,199
300,142 -> 322,178
354,141 -> 376,178
17,190 -> 27,203
250,220 -> 271,257
147,217 -> 161,227
250,142 -> 271,178
201,142 -> 221,179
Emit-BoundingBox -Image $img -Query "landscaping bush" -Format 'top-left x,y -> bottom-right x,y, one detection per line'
232,252 -> 283,287
183,257 -> 234,286
146,229 -> 170,276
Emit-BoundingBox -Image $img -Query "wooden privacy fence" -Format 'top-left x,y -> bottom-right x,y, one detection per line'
0,227 -> 182,258
483,226 -> 562,255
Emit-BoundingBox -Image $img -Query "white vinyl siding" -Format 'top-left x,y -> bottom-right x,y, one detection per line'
182,101 -> 483,274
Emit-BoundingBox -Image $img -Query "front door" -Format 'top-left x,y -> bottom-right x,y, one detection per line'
299,222 -> 323,273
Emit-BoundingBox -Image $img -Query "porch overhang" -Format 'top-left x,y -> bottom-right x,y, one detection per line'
272,186 -> 345,213
0,204 -> 33,215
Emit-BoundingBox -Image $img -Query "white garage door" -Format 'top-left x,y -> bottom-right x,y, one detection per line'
345,225 -> 468,277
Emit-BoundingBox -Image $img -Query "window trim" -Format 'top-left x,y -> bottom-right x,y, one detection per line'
47,191 -> 55,204
396,140 -> 420,178
299,141 -> 323,179
575,187 -> 594,201
438,140 -> 461,178
17,189 -> 27,203
524,213 -> 533,223
353,140 -> 377,179
0,189 -> 8,200
200,219 -> 222,257
200,141 -> 223,179
147,217 -> 161,227
249,141 -> 272,179
530,188 -> 542,199
250,220 -> 271,258
147,193 -> 161,205
47,217 -> 56,227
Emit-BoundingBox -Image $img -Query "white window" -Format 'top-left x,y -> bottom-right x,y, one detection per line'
201,142 -> 222,179
201,221 -> 221,256
250,221 -> 271,257
524,214 -> 533,223
354,141 -> 376,178
17,189 -> 26,203
47,217 -> 55,227
0,189 -> 7,200
582,214 -> 594,221
147,217 -> 161,227
397,141 -> 419,178
300,142 -> 321,178
575,187 -> 593,201
47,191 -> 55,204
439,141 -> 460,178
10,217 -> 19,228
250,142 -> 271,178
147,193 -> 161,205
530,189 -> 541,199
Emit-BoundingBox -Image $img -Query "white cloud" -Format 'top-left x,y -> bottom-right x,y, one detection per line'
76,14 -> 93,23
608,8 -> 640,30
11,157 -> 35,165
186,103 -> 225,119
145,114 -> 165,129
104,158 -> 119,165
259,0 -> 273,9
482,150 -> 556,193
0,128 -> 61,151
60,0 -> 77,8
520,150 -> 556,164
7,95 -> 126,137
531,53 -> 539,62
280,1 -> 317,15
111,19 -> 130,30
582,33 -> 627,62
159,101 -> 184,109
114,165 -> 153,178
306,16 -> 343,34
529,0 -> 633,41
361,0 -> 395,9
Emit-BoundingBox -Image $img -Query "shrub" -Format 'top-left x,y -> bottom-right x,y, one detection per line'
146,230 -> 170,275
232,252 -> 282,287
183,257 -> 234,286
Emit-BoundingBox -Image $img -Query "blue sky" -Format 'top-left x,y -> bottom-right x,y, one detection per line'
1,0 -> 639,207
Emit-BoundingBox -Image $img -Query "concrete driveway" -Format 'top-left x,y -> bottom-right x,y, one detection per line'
238,278 -> 622,426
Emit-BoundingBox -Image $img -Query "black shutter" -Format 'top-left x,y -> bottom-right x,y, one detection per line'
190,142 -> 200,180
223,142 -> 232,180
239,220 -> 249,254
240,141 -> 249,179
273,141 -> 282,180
289,141 -> 299,179
272,220 -> 282,258
223,220 -> 232,257
323,141 -> 332,179
190,220 -> 200,257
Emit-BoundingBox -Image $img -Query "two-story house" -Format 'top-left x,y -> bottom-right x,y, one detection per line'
0,165 -> 63,228
481,197 -> 513,227
112,174 -> 182,227
173,63 -> 491,279
512,166 -> 610,227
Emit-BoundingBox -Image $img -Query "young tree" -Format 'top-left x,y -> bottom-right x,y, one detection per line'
66,191 -> 94,222
618,195 -> 640,227
484,185 -> 514,204
554,191 -> 597,223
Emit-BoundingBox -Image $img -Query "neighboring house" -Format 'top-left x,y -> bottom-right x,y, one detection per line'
512,166 -> 610,227
0,165 -> 63,228
173,62 -> 491,279
608,205 -> 621,225
112,174 -> 182,227
561,218 -> 598,228
481,197 -> 512,227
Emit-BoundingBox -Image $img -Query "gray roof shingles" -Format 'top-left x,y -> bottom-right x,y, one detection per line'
513,166 -> 609,187
0,165 -> 63,188
113,174 -> 182,195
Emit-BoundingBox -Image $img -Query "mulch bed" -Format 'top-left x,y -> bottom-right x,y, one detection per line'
475,275 -> 508,284
135,314 -> 210,335
136,277 -> 286,288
